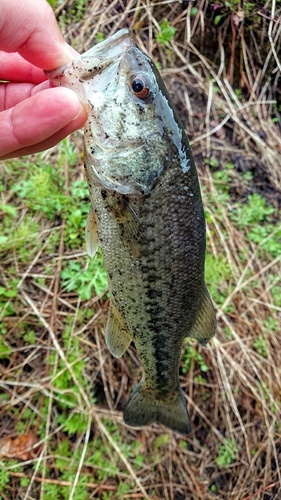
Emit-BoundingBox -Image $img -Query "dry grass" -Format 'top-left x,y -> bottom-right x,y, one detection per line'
0,1 -> 281,499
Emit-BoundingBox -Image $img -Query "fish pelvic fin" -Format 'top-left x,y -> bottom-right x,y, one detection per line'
106,303 -> 133,358
189,286 -> 216,346
85,206 -> 99,258
123,383 -> 191,435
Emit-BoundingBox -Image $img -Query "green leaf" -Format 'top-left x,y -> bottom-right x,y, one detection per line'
190,7 -> 198,16
156,20 -> 177,46
214,15 -> 223,25
0,341 -> 11,359
0,236 -> 8,245
0,204 -> 17,217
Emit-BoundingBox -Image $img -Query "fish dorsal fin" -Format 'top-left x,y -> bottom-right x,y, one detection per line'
106,303 -> 133,358
85,206 -> 99,258
188,287 -> 216,346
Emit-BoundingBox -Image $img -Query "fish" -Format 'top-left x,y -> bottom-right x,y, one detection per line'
46,29 -> 216,435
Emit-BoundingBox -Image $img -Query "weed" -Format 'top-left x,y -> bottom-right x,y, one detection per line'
153,434 -> 169,449
194,374 -> 209,385
16,407 -> 37,434
0,279 -> 18,318
272,285 -> 281,307
57,412 -> 89,435
42,483 -> 61,500
0,203 -> 17,217
204,157 -> 219,168
182,343 -> 209,374
0,468 -> 10,499
216,438 -> 237,467
102,493 -> 114,500
263,317 -> 278,333
247,225 -> 281,258
190,7 -> 198,16
20,477 -> 30,488
0,214 -> 40,261
229,193 -> 275,228
0,336 -> 11,359
6,141 -> 90,252
253,336 -> 268,358
204,254 -> 232,307
60,253 -> 108,299
95,32 -> 105,43
88,445 -> 120,480
156,20 -> 177,46
59,474 -> 89,500
213,162 -> 235,187
22,329 -> 37,345
58,0 -> 86,25
55,440 -> 72,470
116,482 -> 132,498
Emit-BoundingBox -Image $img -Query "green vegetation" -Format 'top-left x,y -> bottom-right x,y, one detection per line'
205,254 -> 232,307
182,342 -> 209,374
156,20 -> 177,46
253,335 -> 268,358
216,438 -> 238,467
60,254 -> 108,300
0,469 -> 10,499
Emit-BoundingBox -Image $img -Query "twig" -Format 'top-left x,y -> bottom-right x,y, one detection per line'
69,414 -> 92,500
94,415 -> 150,500
242,481 -> 280,500
9,471 -> 116,491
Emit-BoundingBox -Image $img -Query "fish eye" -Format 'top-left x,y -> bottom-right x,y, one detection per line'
131,74 -> 150,99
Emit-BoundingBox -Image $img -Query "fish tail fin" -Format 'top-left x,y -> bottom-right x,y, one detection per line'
123,382 -> 191,435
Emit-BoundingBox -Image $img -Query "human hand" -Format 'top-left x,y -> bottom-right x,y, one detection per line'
0,0 -> 87,160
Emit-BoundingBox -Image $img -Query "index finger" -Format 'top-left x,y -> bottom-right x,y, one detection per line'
0,52 -> 47,84
0,0 -> 73,70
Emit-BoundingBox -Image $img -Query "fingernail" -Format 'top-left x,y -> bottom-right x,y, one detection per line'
72,102 -> 87,122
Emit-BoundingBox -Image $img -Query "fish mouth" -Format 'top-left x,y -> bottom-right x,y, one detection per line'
82,28 -> 132,59
78,29 -> 134,76
45,29 -> 133,82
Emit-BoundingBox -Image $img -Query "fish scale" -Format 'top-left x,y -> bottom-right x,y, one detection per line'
46,29 -> 216,435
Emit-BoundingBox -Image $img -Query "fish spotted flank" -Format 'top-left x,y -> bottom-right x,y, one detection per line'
46,29 -> 216,435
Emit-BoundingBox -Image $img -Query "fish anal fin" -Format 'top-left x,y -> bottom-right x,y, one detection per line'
124,382 -> 191,435
189,286 -> 216,346
86,206 -> 99,258
106,303 -> 133,358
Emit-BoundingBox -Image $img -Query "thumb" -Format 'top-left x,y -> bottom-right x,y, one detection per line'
0,87 -> 87,159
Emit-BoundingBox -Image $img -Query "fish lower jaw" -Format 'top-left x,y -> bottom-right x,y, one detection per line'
90,169 -> 145,196
85,137 -> 144,155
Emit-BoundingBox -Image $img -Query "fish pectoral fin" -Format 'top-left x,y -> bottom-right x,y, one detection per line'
188,286 -> 216,346
124,383 -> 191,435
86,206 -> 100,258
106,303 -> 133,358
116,200 -> 145,257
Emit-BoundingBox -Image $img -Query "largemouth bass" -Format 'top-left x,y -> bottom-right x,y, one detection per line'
46,29 -> 216,435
